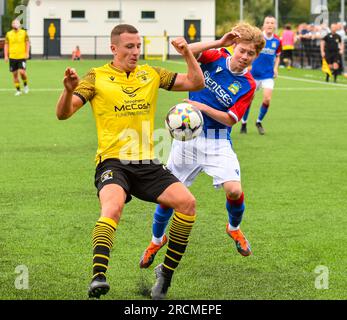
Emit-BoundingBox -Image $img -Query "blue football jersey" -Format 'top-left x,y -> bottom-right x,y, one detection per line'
251,33 -> 282,80
189,49 -> 256,141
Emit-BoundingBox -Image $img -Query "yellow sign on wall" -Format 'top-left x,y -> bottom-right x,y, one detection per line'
48,23 -> 56,40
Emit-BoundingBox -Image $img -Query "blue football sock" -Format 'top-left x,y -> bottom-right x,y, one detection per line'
226,193 -> 245,229
153,204 -> 173,239
257,103 -> 269,122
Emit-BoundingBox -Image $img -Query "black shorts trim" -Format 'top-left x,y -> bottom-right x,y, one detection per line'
94,158 -> 179,203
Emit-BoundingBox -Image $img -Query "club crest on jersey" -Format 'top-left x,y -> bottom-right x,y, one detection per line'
136,70 -> 149,83
109,76 -> 115,81
272,41 -> 277,48
228,81 -> 241,95
101,170 -> 113,183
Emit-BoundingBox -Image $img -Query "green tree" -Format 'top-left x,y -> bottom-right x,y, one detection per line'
278,0 -> 311,25
216,0 -> 311,36
216,0 -> 240,36
243,0 -> 274,26
328,0 -> 347,22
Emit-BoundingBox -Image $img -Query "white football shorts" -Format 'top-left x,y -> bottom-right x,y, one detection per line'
255,78 -> 275,90
166,134 -> 241,188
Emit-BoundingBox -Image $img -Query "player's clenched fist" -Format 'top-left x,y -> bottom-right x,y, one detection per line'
63,67 -> 79,92
219,31 -> 241,47
171,37 -> 190,56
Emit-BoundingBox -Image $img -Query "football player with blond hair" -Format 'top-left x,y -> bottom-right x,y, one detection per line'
141,23 -> 265,273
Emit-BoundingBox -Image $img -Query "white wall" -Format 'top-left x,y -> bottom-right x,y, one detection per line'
27,0 -> 215,55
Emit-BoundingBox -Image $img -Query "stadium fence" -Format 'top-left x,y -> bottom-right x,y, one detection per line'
1,35 -> 346,72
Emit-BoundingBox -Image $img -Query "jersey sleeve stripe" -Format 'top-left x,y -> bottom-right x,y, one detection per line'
167,73 -> 178,91
73,92 -> 86,105
227,110 -> 239,122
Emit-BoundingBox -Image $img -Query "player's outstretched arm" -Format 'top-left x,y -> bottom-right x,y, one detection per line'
170,37 -> 205,92
188,31 -> 240,56
56,68 -> 84,120
183,98 -> 236,127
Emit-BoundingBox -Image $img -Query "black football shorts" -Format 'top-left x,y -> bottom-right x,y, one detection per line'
9,59 -> 26,72
94,158 -> 179,203
325,53 -> 340,65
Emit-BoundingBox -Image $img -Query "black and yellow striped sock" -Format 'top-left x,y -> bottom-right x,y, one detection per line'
15,82 -> 20,91
23,79 -> 28,86
92,216 -> 117,280
163,211 -> 196,276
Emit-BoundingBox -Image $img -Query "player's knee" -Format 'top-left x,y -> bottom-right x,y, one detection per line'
226,186 -> 243,200
101,202 -> 123,222
175,194 -> 196,215
263,98 -> 271,106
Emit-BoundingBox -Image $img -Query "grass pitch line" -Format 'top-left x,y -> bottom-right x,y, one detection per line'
275,87 -> 346,91
278,75 -> 347,87
0,88 -> 61,92
164,60 -> 347,87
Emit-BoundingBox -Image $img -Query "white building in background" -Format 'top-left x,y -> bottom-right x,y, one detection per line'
25,0 -> 215,57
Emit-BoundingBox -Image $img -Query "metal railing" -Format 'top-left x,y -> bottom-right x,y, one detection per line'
28,35 -> 216,59
292,39 -> 347,70
3,35 -> 346,73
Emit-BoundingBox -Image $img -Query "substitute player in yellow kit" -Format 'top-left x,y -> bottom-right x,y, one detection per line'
56,24 -> 204,300
4,19 -> 30,96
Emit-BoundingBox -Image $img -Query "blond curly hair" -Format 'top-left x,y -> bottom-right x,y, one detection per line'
232,23 -> 265,55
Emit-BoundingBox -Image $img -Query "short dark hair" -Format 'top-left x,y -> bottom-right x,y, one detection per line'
111,24 -> 138,43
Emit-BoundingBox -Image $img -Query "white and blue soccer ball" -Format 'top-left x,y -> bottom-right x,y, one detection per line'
165,102 -> 204,141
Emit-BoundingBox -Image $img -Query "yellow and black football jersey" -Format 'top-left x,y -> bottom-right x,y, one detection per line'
5,29 -> 29,59
73,62 -> 177,164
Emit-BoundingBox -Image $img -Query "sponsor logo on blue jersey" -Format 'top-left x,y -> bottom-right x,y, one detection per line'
260,47 -> 276,55
203,70 -> 233,107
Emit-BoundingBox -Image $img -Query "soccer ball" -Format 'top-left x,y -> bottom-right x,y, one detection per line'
165,103 -> 204,141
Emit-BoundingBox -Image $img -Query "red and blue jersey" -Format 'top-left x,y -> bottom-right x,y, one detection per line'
251,33 -> 282,80
189,48 -> 256,141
